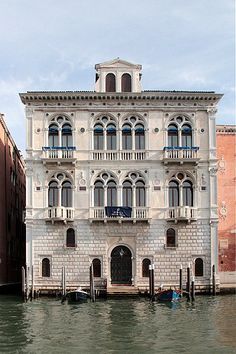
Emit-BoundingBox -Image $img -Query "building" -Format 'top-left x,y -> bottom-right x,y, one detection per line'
0,114 -> 26,285
20,58 -> 223,293
217,125 -> 236,287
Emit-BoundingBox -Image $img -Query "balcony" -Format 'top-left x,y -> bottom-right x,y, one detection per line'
42,147 -> 76,164
91,150 -> 147,161
89,206 -> 150,223
45,207 -> 74,223
163,147 -> 199,165
166,206 -> 197,222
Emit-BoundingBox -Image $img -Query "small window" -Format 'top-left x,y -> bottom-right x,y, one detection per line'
195,258 -> 204,276
106,73 -> 116,92
66,228 -> 75,247
42,258 -> 50,277
92,258 -> 101,277
166,228 -> 176,247
121,73 -> 131,92
142,258 -> 151,277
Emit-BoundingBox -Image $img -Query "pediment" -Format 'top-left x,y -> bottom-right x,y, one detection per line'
95,58 -> 142,70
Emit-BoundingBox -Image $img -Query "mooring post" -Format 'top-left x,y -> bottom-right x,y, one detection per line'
64,266 -> 66,296
21,266 -> 25,302
186,263 -> 191,301
25,266 -> 29,301
191,276 -> 195,301
212,265 -> 216,296
148,264 -> 152,298
61,266 -> 65,296
90,264 -> 95,302
31,265 -> 34,301
151,263 -> 155,300
179,264 -> 183,295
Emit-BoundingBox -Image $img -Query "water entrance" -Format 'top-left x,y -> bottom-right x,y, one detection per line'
111,245 -> 132,284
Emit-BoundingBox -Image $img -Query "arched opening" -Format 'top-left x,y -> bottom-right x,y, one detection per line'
94,124 -> 104,150
169,180 -> 179,207
48,181 -> 58,207
122,180 -> 132,207
111,246 -> 132,284
66,228 -> 75,247
106,73 -> 116,92
107,180 -> 117,206
94,180 -> 104,206
166,228 -> 176,247
62,123 -> 72,147
61,181 -> 72,207
136,180 -> 145,206
107,123 -> 117,150
195,258 -> 204,276
42,258 -> 50,277
48,124 -> 59,147
168,124 -> 178,147
121,73 -> 131,92
122,124 -> 132,150
183,180 -> 193,206
181,124 -> 192,147
142,258 -> 151,277
92,258 -> 101,277
135,123 -> 145,150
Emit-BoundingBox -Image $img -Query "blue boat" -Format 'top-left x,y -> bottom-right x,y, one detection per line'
156,289 -> 181,302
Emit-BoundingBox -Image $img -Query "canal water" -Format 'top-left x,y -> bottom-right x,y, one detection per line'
0,295 -> 235,354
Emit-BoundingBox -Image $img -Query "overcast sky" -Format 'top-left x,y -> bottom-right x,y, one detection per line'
0,0 -> 235,153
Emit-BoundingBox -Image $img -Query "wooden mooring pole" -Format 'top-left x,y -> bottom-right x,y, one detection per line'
90,264 -> 95,302
179,264 -> 183,294
31,265 -> 34,300
149,264 -> 152,298
21,266 -> 26,301
191,276 -> 195,301
212,265 -> 216,296
186,264 -> 191,301
151,264 -> 155,300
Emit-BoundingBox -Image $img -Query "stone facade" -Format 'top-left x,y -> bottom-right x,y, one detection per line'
217,125 -> 236,286
20,58 -> 223,292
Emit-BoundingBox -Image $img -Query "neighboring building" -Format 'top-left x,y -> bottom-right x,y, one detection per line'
217,125 -> 236,286
0,114 -> 26,285
20,58 -> 223,293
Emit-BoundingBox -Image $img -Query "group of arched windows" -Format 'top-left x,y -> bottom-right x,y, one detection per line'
141,257 -> 204,278
106,73 -> 132,92
167,116 -> 193,147
48,116 -> 72,148
48,173 -> 73,208
94,171 -> 146,207
168,172 -> 193,208
93,116 -> 145,150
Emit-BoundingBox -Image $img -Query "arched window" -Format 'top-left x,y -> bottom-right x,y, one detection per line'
66,228 -> 75,247
168,124 -> 178,147
123,180 -> 132,207
49,124 -> 59,147
169,181 -> 179,207
107,180 -> 117,207
94,124 -> 104,150
122,124 -> 132,150
106,73 -> 116,92
166,228 -> 176,247
48,181 -> 58,207
121,73 -> 131,92
42,258 -> 50,277
142,258 -> 151,277
94,180 -> 104,206
61,181 -> 72,207
181,124 -> 192,147
107,123 -> 117,150
48,116 -> 73,148
136,180 -> 145,206
195,258 -> 204,276
62,123 -> 72,147
183,181 -> 193,206
92,258 -> 101,277
135,123 -> 145,150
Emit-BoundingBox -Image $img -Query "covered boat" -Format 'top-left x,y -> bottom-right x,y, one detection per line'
156,289 -> 182,302
66,288 -> 90,302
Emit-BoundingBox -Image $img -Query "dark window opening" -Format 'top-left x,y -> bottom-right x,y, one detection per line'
166,228 -> 176,247
66,228 -> 75,247
93,258 -> 101,277
42,258 -> 50,277
195,258 -> 204,276
142,258 -> 151,277
121,73 -> 132,92
106,73 -> 116,92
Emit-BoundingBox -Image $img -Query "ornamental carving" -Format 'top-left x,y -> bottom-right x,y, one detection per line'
218,157 -> 226,174
209,167 -> 218,176
219,201 -> 227,220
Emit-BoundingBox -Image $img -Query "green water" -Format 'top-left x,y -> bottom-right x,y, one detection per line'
0,295 -> 235,354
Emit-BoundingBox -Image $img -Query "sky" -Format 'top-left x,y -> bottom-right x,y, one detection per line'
0,0 -> 235,153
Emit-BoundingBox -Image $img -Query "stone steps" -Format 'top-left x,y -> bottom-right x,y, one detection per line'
107,286 -> 140,296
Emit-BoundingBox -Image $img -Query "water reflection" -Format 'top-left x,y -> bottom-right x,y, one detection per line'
0,295 -> 235,353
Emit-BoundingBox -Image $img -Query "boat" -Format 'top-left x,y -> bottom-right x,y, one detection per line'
65,288 -> 90,302
156,289 -> 182,302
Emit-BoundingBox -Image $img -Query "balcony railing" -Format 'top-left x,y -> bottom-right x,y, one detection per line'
90,207 -> 149,222
42,147 -> 76,160
46,207 -> 74,222
166,206 -> 197,222
163,147 -> 199,164
91,150 -> 146,161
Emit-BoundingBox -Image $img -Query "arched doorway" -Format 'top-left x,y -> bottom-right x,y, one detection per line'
111,246 -> 132,285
